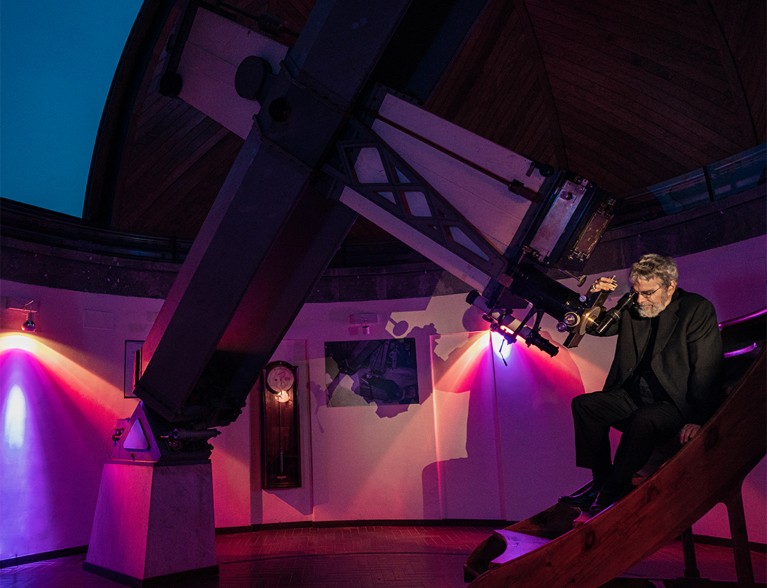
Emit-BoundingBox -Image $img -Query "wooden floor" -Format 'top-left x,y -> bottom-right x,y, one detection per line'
1,524 -> 765,587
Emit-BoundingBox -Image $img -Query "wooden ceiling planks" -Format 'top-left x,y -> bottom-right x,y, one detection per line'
92,0 -> 763,255
525,0 -> 752,191
427,0 -> 566,171
426,0 -> 765,198
705,0 -> 766,144
108,0 -> 315,238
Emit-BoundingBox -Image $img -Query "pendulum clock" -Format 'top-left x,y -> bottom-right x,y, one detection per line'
261,361 -> 300,488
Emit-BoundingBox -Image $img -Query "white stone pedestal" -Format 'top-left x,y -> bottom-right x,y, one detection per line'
84,462 -> 218,584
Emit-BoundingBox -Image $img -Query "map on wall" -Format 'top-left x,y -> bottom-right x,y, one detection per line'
324,338 -> 419,406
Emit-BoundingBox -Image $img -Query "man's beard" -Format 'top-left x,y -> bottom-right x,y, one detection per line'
636,289 -> 671,318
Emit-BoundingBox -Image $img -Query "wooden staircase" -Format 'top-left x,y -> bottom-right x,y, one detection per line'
465,310 -> 766,587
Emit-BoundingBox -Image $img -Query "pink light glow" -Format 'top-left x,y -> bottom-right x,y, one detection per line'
0,333 -> 134,560
432,332 -> 493,394
1,333 -> 41,353
511,335 -> 584,393
433,329 -> 576,397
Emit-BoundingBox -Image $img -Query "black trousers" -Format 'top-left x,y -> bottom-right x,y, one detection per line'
571,388 -> 684,496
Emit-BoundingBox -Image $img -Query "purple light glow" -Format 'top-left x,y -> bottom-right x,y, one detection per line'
3,384 -> 27,448
490,331 -> 513,362
0,335 -> 130,560
724,342 -> 759,358
719,307 -> 767,328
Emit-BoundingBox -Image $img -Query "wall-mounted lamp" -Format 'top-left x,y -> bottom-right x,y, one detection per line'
21,312 -> 36,332
5,298 -> 39,333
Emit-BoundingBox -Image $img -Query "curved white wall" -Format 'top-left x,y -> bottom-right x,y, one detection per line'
1,235 -> 764,562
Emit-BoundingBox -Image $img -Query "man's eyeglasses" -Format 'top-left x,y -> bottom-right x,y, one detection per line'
634,286 -> 661,298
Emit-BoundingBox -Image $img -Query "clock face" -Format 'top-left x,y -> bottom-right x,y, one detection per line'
266,364 -> 295,393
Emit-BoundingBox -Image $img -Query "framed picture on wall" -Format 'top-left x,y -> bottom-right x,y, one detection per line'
324,338 -> 419,407
124,340 -> 143,398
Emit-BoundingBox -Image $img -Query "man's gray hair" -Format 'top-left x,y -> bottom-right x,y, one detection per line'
630,253 -> 679,288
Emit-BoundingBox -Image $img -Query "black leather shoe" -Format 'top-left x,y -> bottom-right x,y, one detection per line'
559,484 -> 601,509
587,486 -> 631,515
587,496 -> 609,516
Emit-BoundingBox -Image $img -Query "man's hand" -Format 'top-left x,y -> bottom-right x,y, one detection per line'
679,423 -> 701,444
589,276 -> 618,294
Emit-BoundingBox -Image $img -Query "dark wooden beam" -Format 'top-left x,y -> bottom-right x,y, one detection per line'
134,0 -> 412,429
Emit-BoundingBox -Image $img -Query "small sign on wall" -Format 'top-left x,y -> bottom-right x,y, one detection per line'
324,338 -> 419,407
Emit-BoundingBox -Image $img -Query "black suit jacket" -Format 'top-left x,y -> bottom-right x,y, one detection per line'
598,288 -> 723,424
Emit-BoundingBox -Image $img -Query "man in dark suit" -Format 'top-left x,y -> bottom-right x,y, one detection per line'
560,253 -> 723,514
